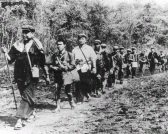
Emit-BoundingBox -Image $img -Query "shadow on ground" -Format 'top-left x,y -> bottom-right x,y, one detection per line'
34,103 -> 56,110
0,116 -> 17,127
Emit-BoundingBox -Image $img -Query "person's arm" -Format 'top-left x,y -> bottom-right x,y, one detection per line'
90,47 -> 97,69
148,52 -> 151,60
34,39 -> 50,84
2,44 -> 19,64
67,52 -> 75,71
38,51 -> 50,78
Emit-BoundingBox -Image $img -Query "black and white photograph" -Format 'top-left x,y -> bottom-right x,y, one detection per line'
0,0 -> 168,133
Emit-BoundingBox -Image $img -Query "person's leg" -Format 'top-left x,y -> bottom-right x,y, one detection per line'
118,69 -> 123,84
150,62 -> 153,75
65,84 -> 75,109
107,74 -> 112,87
75,81 -> 83,104
142,64 -> 146,76
82,72 -> 91,100
111,71 -> 116,87
15,82 -> 37,129
150,63 -> 155,75
91,74 -> 97,96
54,83 -> 62,112
126,65 -> 130,78
153,63 -> 156,74
131,67 -> 135,78
102,77 -> 107,94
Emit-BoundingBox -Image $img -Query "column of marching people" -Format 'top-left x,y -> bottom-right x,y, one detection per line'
1,25 -> 168,130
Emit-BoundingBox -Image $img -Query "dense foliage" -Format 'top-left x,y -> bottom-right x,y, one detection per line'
0,0 -> 168,57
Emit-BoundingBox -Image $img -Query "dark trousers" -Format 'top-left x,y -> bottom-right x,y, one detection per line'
55,83 -> 72,106
126,65 -> 131,78
16,82 -> 37,119
90,73 -> 97,94
131,67 -> 137,78
118,69 -> 124,82
108,70 -> 118,86
150,62 -> 155,75
77,71 -> 91,101
75,81 -> 83,103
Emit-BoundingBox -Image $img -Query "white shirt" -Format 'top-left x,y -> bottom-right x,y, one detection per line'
72,44 -> 97,69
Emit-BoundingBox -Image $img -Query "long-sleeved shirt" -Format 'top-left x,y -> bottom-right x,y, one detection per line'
72,44 -> 97,69
50,50 -> 75,72
8,38 -> 45,83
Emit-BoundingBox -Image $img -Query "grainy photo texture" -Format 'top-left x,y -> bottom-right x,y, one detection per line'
0,0 -> 168,133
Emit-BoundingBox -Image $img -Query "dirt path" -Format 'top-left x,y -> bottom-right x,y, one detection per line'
0,76 -> 124,134
0,72 -> 167,134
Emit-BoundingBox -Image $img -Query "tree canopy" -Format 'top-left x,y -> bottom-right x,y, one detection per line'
0,0 -> 168,56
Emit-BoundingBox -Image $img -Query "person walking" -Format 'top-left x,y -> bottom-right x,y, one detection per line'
124,49 -> 133,78
139,50 -> 147,76
131,47 -> 139,78
49,40 -> 79,112
1,25 -> 50,130
72,33 -> 97,102
148,47 -> 158,75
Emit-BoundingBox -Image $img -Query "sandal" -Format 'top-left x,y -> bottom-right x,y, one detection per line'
14,119 -> 23,130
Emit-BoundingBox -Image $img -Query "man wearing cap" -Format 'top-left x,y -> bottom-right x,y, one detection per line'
1,25 -> 50,130
131,47 -> 139,78
93,41 -> 110,96
48,40 -> 79,112
108,46 -> 123,87
72,33 -> 97,102
120,47 -> 125,56
148,47 -> 158,75
124,49 -> 133,78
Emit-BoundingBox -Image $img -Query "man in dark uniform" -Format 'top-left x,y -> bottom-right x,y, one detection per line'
148,47 -> 158,75
91,39 -> 102,97
109,46 -> 123,87
124,49 -> 133,78
49,40 -> 79,112
94,42 -> 110,95
1,25 -> 50,130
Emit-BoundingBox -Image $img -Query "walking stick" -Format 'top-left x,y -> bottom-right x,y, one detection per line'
4,54 -> 17,110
